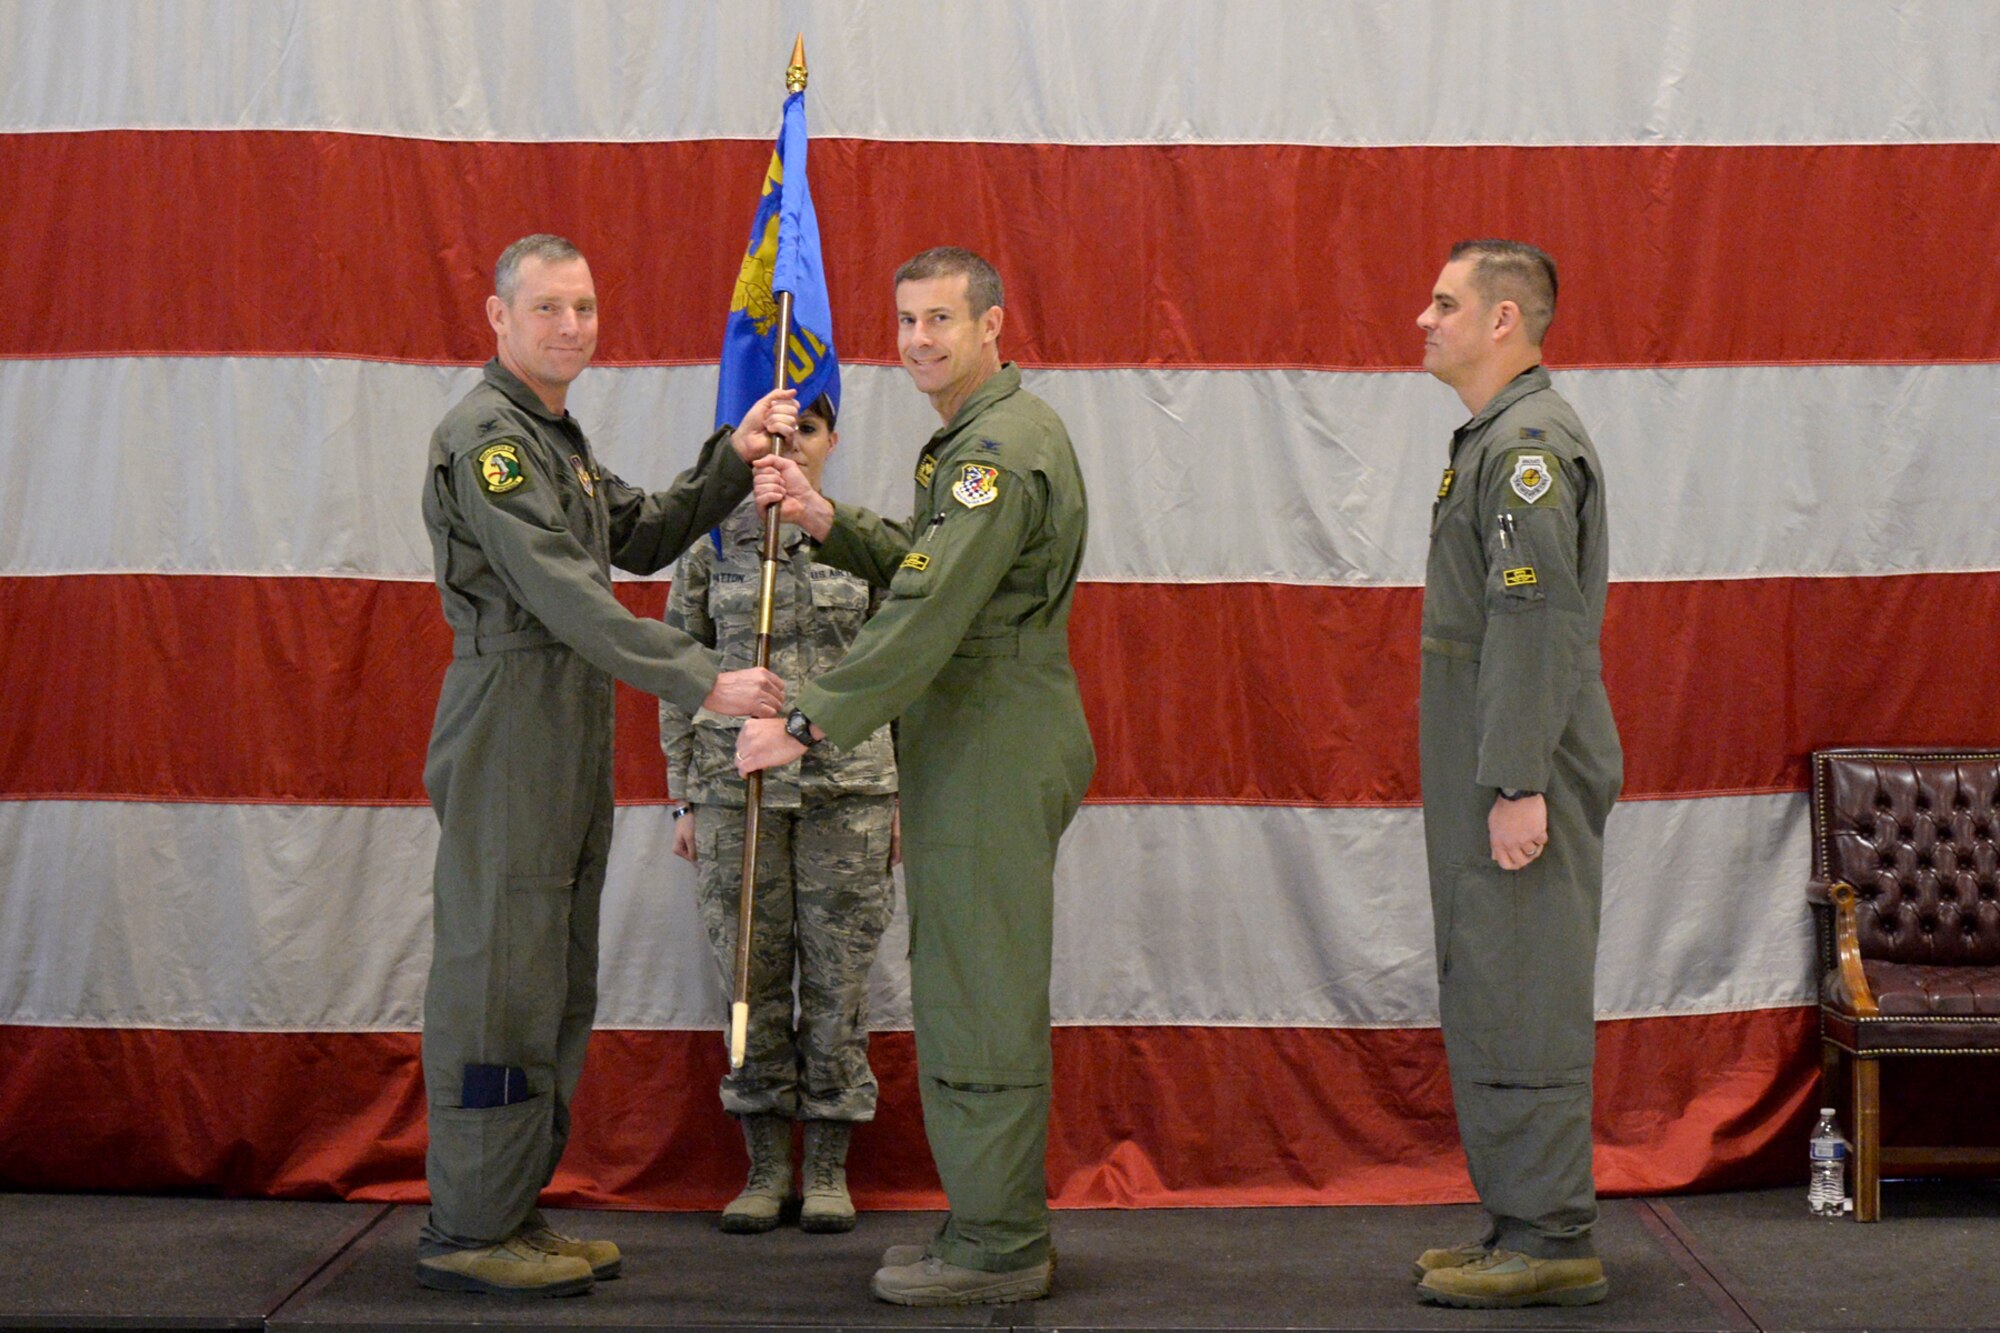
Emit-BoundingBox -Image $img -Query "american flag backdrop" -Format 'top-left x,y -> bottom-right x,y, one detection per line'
3,0 -> 1998,1208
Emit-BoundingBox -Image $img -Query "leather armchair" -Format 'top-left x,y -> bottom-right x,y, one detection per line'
1807,748 -> 2000,1219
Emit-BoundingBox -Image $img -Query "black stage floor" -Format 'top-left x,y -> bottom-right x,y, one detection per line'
3,1184 -> 1995,1333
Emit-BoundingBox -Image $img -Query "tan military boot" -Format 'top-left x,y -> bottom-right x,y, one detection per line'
1410,1239 -> 1488,1283
799,1120 -> 856,1233
883,1242 -> 1060,1271
872,1253 -> 1052,1306
720,1113 -> 793,1234
415,1235 -> 595,1297
1417,1249 -> 1608,1308
519,1222 -> 622,1279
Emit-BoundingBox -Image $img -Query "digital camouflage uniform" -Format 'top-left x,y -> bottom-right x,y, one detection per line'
660,499 -> 898,1122
1419,364 -> 1623,1260
420,358 -> 749,1252
795,363 -> 1095,1273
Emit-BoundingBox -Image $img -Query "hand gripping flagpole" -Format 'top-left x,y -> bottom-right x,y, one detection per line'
731,34 -> 810,1071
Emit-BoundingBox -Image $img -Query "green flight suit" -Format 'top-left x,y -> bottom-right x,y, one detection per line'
419,358 -> 749,1251
1419,365 -> 1623,1260
795,363 -> 1095,1273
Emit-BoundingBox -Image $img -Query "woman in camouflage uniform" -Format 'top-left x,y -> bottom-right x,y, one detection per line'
660,396 -> 899,1235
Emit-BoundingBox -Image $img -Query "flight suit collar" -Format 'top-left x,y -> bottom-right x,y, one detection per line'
934,361 -> 1022,444
1454,363 -> 1551,442
482,357 -> 575,426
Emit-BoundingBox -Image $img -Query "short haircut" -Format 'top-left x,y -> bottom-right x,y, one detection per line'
1449,238 -> 1558,344
894,246 -> 1004,317
803,392 -> 837,430
495,234 -> 584,303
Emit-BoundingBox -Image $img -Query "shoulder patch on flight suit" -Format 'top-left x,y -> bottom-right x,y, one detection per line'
1503,566 -> 1539,587
915,453 -> 937,487
477,440 -> 529,495
568,454 -> 595,496
1519,426 -> 1546,441
1504,449 -> 1560,508
900,551 -> 931,572
1437,467 -> 1456,500
951,463 -> 1000,508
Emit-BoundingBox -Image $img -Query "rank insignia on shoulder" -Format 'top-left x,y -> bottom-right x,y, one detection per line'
900,551 -> 931,572
952,463 -> 1000,508
569,454 -> 595,497
915,453 -> 937,487
1503,566 -> 1539,587
477,441 -> 528,495
1519,426 -> 1547,441
977,437 -> 1003,453
1437,467 -> 1456,500
1507,452 -> 1554,505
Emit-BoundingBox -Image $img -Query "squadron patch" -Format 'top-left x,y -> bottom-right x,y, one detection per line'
569,454 -> 595,497
1503,566 -> 1539,588
951,463 -> 1001,509
477,441 -> 528,495
1507,452 -> 1555,506
915,452 -> 938,487
1437,467 -> 1457,501
900,552 -> 931,572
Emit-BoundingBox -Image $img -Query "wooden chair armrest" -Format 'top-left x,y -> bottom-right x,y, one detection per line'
1825,880 -> 1879,1015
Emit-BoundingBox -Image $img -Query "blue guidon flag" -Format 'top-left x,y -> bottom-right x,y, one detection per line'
716,86 -> 839,429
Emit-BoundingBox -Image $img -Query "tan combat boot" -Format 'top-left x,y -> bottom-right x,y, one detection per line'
519,1221 -> 622,1279
1411,1239 -> 1488,1283
799,1120 -> 855,1233
719,1113 -> 793,1234
1417,1249 -> 1608,1308
415,1235 -> 595,1297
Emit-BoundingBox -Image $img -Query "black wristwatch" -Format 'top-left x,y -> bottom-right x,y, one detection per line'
785,708 -> 821,748
1498,788 -> 1539,801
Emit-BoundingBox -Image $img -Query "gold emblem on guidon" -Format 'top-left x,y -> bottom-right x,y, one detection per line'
478,442 -> 528,494
951,463 -> 1000,509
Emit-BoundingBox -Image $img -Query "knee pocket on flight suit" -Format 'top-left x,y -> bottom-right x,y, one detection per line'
905,841 -> 1053,1085
1437,859 -> 1595,1079
428,1093 -> 553,1243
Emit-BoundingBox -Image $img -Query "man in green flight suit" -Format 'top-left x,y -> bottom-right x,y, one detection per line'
1409,239 -> 1623,1310
418,234 -> 792,1298
736,247 -> 1095,1307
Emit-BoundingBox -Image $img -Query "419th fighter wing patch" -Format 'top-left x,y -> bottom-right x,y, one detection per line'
951,463 -> 1000,508
478,441 -> 529,495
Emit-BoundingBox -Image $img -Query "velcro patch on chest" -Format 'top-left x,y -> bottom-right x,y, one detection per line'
951,463 -> 1001,508
1504,449 -> 1560,507
477,440 -> 529,495
900,551 -> 931,572
915,452 -> 937,487
1503,566 -> 1539,587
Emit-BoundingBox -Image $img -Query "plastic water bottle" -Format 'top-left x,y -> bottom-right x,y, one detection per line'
1808,1107 -> 1849,1216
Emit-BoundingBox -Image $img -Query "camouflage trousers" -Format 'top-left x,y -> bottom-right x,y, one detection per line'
692,792 -> 896,1121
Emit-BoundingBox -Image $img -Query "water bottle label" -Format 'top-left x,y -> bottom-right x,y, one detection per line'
1810,1142 -> 1848,1161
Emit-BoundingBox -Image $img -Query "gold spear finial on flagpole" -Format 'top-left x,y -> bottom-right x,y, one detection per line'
786,33 -> 808,93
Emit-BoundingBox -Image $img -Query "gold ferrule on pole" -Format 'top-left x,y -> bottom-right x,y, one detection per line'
755,558 -> 780,639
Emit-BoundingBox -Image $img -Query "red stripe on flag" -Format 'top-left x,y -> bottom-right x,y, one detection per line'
5,132 -> 1996,369
5,572 -> 1998,807
0,1011 -> 1839,1207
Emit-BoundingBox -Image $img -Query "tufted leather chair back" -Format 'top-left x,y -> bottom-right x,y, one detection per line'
1813,749 -> 2000,967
